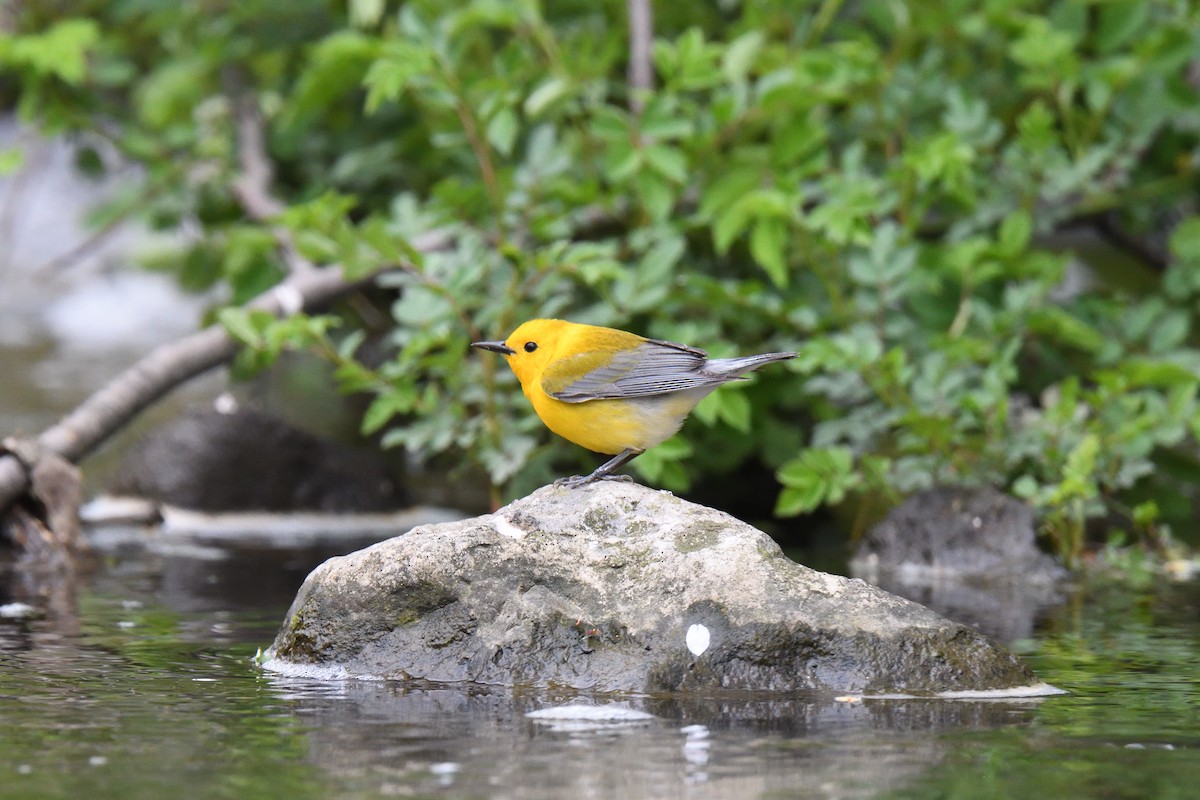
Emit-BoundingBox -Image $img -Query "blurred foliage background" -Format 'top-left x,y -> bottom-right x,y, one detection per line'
2,0 -> 1199,561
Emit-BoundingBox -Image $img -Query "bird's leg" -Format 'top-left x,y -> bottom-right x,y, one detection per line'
556,448 -> 644,488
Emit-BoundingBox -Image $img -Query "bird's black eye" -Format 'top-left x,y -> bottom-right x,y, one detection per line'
524,341 -> 538,353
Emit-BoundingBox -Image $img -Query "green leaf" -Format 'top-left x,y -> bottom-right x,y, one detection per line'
639,110 -> 694,141
633,436 -> 694,487
1016,101 -> 1057,152
750,217 -> 789,288
715,186 -> 793,254
1012,474 -> 1041,500
692,392 -> 720,426
1095,1 -> 1147,54
1028,307 -> 1105,354
643,145 -> 688,184
722,30 -> 764,82
290,31 -> 381,119
1149,310 -> 1190,353
718,389 -> 752,433
1052,433 -> 1100,503
1131,500 -> 1159,529
1119,358 -> 1199,388
700,166 -> 763,219
1011,18 -> 1076,70
479,431 -> 538,484
640,235 -> 685,279
524,76 -> 570,117
634,171 -> 675,221
605,142 -> 642,182
5,18 -> 99,84
368,385 -> 416,427
775,484 -> 824,517
486,107 -> 518,157
333,359 -> 377,394
136,59 -> 208,128
997,209 -> 1033,256
0,148 -> 23,176
217,308 -> 271,347
713,203 -> 753,255
638,98 -> 696,140
362,41 -> 431,113
775,447 -> 857,516
1169,217 -> 1200,264
350,0 -> 386,28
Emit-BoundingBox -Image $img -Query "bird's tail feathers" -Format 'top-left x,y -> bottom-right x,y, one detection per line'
705,351 -> 796,378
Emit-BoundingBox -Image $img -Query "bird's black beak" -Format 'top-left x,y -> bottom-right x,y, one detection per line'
471,340 -> 516,356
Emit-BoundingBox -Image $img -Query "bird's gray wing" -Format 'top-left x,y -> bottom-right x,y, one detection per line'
543,339 -> 723,403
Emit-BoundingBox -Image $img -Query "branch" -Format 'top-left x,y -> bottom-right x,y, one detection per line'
0,227 -> 454,518
1092,212 -> 1169,273
626,0 -> 654,116
34,213 -> 128,276
224,67 -> 316,275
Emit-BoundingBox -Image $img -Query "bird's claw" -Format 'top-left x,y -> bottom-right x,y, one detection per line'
554,475 -> 585,488
554,473 -> 635,489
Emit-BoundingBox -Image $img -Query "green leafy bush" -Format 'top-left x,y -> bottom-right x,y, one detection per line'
4,0 -> 1199,560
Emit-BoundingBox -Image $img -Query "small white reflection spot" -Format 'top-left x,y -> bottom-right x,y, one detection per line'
686,624 -> 710,656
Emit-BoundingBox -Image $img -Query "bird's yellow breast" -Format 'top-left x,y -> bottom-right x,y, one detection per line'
525,384 -> 704,455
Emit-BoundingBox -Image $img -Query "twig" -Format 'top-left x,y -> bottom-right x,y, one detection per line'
229,86 -> 284,220
224,67 -> 316,275
35,205 -> 133,276
806,0 -> 846,46
626,0 -> 654,117
454,97 -> 503,213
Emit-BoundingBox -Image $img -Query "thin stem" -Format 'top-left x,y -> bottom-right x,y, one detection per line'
458,99 -> 504,213
435,56 -> 504,218
806,0 -> 846,45
626,0 -> 654,117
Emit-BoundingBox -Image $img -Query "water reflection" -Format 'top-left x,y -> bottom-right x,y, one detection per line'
850,568 -> 1067,645
250,672 -> 1047,800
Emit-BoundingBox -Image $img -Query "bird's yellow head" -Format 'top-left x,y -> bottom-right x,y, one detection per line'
470,318 -> 568,391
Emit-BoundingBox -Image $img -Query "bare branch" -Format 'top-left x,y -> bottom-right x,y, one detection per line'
626,0 -> 654,116
229,86 -> 285,221
224,67 -> 316,275
35,209 -> 131,276
0,227 -> 454,517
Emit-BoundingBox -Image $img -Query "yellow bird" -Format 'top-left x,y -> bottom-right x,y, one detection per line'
472,319 -> 795,487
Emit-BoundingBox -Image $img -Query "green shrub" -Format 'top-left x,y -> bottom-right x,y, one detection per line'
4,0 -> 1199,560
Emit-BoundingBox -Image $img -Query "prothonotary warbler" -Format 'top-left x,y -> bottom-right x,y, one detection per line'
472,319 -> 795,487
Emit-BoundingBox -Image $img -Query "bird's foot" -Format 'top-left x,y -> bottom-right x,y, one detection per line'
554,473 -> 636,489
554,475 -> 587,488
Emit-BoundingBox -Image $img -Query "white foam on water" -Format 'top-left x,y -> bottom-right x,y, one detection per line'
861,682 -> 1067,700
525,703 -> 655,722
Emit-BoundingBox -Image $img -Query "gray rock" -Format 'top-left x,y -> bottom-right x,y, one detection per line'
851,487 -> 1060,579
110,409 -> 406,513
264,483 -> 1050,695
850,487 -> 1067,642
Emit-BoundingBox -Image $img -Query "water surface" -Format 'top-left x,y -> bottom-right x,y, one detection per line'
2,538 -> 1196,800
